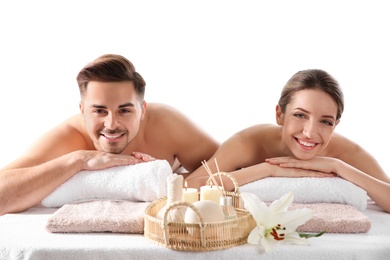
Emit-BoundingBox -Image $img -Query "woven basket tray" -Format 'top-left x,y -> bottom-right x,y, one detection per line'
144,172 -> 256,251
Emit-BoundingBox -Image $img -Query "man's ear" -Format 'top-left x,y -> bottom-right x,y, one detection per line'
276,104 -> 283,125
141,101 -> 147,120
79,101 -> 84,115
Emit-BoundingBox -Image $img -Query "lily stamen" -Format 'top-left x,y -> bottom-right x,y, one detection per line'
270,224 -> 286,241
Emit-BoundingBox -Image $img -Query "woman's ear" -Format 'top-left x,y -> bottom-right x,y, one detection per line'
275,104 -> 283,125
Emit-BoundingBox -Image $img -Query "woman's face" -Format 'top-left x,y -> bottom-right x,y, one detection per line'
277,89 -> 339,160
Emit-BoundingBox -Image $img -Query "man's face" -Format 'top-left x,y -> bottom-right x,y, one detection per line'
79,81 -> 145,153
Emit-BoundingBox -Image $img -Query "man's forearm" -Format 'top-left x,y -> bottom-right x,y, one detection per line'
0,153 -> 82,215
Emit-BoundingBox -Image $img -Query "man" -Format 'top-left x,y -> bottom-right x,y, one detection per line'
0,54 -> 219,215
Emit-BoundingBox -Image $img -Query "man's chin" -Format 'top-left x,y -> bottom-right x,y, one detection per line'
99,145 -> 126,154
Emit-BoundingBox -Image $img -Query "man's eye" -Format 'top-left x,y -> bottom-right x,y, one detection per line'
93,109 -> 106,114
119,109 -> 131,113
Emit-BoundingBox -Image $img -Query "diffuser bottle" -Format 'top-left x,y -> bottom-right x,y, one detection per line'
220,196 -> 237,220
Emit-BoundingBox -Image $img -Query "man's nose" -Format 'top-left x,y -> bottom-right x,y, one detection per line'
104,113 -> 120,129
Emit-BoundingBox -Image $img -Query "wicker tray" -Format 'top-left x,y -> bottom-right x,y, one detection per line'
144,172 -> 256,251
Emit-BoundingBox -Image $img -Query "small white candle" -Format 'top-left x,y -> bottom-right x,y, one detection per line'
200,185 -> 221,204
182,181 -> 198,203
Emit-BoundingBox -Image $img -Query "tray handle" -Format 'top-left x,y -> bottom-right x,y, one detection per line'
206,171 -> 240,195
162,201 -> 207,247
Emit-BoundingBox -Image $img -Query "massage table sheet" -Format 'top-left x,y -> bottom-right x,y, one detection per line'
1,201 -> 389,260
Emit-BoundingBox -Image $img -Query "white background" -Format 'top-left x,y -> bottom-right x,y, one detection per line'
0,1 -> 388,174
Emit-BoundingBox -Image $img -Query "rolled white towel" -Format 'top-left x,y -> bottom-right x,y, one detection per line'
240,177 -> 368,211
42,160 -> 172,207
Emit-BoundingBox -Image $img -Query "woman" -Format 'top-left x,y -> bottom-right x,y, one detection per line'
185,69 -> 390,213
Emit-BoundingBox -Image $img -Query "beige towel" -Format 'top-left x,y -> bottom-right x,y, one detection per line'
290,203 -> 371,233
46,200 -> 150,234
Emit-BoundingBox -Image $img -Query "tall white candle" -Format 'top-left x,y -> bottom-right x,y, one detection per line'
200,185 -> 221,204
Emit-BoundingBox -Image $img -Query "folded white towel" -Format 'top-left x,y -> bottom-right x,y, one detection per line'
240,177 -> 368,211
42,160 -> 172,207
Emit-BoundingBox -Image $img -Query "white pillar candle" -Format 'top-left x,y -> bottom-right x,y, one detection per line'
182,187 -> 198,203
200,185 -> 221,204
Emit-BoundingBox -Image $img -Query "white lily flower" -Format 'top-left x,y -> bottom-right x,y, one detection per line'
241,191 -> 313,253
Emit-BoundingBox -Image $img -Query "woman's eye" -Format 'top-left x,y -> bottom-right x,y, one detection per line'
293,113 -> 306,119
321,120 -> 334,126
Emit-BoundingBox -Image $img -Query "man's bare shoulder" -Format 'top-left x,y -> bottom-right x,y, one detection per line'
145,103 -> 183,118
60,114 -> 88,134
41,114 -> 92,150
144,103 -> 196,129
140,103 -> 218,171
2,114 -> 92,169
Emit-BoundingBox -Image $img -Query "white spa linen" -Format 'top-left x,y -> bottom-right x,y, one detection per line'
1,202 -> 389,260
240,177 -> 368,211
42,160 -> 172,207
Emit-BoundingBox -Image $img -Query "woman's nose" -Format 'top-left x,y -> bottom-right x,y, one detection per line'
302,120 -> 317,138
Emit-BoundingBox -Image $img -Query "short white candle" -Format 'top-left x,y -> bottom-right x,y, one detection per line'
200,185 -> 221,204
182,188 -> 198,203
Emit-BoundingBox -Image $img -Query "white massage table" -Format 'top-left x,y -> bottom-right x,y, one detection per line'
1,200 -> 389,260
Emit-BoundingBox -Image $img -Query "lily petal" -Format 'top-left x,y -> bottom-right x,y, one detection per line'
241,192 -> 268,221
262,236 -> 279,253
247,226 -> 263,245
282,232 -> 310,246
268,191 -> 294,214
274,208 -> 313,230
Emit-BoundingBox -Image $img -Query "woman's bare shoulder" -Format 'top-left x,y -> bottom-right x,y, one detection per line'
327,132 -> 362,155
233,123 -> 280,140
224,124 -> 281,154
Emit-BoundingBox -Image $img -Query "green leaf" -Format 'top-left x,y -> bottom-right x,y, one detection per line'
298,231 -> 326,238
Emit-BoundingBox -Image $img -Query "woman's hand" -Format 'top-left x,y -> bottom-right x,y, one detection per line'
265,156 -> 338,177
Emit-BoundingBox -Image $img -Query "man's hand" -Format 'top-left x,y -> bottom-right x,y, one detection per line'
131,152 -> 156,162
78,151 -> 150,171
